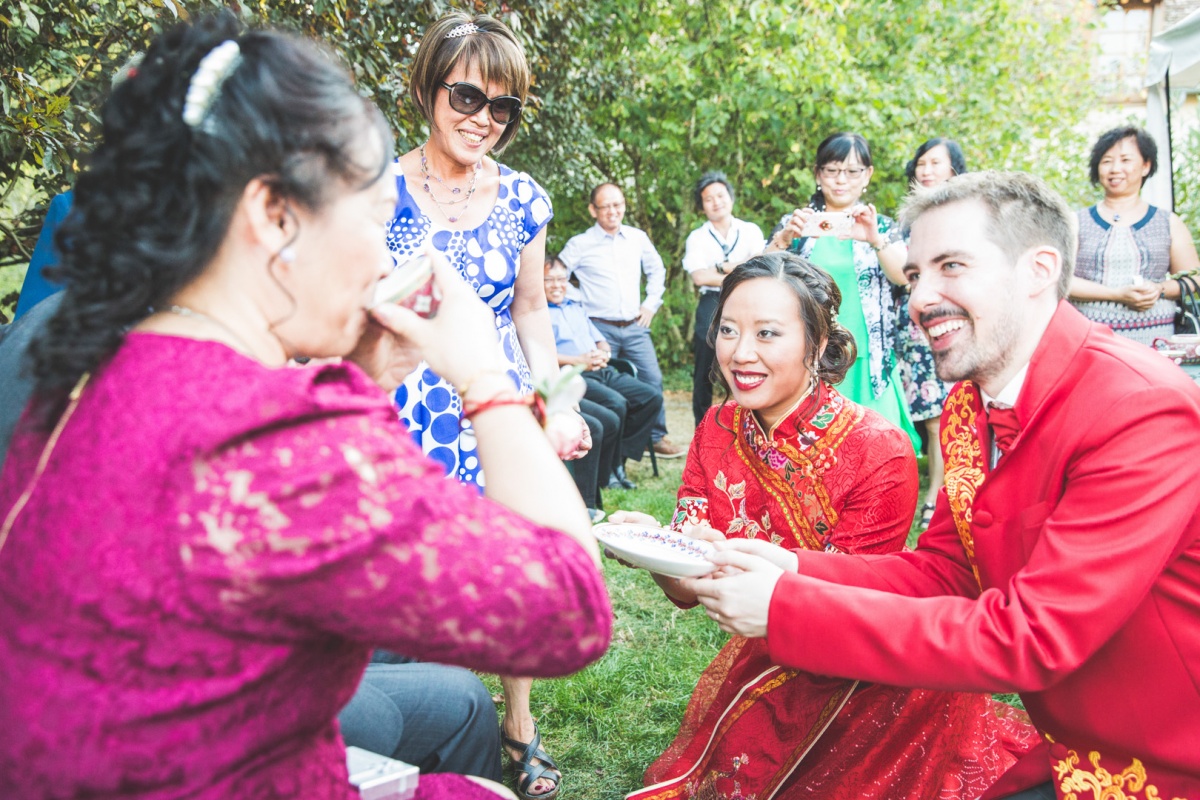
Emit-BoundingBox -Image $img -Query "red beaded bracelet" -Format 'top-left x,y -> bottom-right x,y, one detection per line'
461,393 -> 547,427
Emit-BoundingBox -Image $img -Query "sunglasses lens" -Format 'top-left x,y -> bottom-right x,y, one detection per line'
448,84 -> 486,114
492,98 -> 521,124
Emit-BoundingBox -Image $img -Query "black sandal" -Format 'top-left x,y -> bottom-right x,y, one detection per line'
502,721 -> 561,800
919,500 -> 936,530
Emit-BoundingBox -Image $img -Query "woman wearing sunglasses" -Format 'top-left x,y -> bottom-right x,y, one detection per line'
385,13 -> 569,800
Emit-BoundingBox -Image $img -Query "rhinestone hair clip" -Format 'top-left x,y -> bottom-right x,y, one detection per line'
182,40 -> 243,129
445,22 -> 481,38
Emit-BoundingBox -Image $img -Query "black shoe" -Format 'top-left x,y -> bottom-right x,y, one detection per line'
607,465 -> 636,490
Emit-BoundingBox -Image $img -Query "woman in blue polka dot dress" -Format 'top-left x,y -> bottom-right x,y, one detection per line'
388,15 -> 577,800
390,15 -> 560,495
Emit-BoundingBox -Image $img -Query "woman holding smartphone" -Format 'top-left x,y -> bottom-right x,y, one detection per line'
765,133 -> 918,452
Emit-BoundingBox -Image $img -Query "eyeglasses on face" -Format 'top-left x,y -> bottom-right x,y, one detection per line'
543,276 -> 569,284
440,82 -> 522,125
818,166 -> 867,179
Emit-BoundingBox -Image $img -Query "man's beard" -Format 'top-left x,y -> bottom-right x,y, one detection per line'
925,305 -> 1021,387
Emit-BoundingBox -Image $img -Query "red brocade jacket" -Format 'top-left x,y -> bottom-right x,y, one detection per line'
768,303 -> 1200,800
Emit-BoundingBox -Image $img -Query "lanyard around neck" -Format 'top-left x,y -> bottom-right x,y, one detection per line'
707,225 -> 740,258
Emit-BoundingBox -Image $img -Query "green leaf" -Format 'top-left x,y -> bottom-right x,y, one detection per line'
20,3 -> 38,34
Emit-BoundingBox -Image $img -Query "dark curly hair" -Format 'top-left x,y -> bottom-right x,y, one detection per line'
708,252 -> 857,400
31,11 -> 393,423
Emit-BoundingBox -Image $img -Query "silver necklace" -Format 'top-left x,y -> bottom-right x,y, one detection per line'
419,142 -> 481,224
1101,198 -> 1140,224
159,304 -> 258,356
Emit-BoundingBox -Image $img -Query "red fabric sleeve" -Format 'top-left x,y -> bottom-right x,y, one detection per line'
768,385 -> 1200,694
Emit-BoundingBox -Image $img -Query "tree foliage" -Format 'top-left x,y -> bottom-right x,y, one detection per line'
501,0 -> 1099,371
2,0 -> 1099,348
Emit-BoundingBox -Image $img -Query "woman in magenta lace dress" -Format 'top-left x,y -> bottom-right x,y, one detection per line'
0,14 -> 610,800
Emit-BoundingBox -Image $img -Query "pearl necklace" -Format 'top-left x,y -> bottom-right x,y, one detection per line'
419,142 -> 481,224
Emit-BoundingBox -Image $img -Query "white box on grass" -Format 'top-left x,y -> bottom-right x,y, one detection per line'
346,746 -> 419,800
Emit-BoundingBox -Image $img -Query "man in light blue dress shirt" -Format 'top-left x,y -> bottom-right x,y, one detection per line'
545,258 -> 664,497
558,183 -> 684,458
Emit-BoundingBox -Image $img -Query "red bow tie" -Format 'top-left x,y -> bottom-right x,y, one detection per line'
987,403 -> 1020,456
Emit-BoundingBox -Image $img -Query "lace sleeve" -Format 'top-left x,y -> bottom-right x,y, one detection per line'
174,404 -> 612,678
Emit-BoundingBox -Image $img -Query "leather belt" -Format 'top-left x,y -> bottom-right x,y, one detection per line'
591,317 -> 636,328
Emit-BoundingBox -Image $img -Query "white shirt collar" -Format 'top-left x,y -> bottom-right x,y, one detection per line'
980,362 -> 1029,409
703,218 -> 740,242
592,223 -> 625,240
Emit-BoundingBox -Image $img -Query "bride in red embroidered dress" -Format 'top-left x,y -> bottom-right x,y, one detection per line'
612,252 -> 1037,800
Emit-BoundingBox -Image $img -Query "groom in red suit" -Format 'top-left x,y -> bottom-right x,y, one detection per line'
685,171 -> 1200,800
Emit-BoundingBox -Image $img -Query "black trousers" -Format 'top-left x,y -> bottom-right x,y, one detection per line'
573,399 -> 620,508
692,291 -> 720,426
583,367 -> 663,463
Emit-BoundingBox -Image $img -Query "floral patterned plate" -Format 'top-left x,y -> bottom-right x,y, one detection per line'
592,522 -> 717,578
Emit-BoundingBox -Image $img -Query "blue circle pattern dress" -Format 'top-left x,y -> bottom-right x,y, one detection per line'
387,162 -> 553,491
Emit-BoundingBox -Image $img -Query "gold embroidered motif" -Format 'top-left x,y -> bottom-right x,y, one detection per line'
940,382 -> 987,589
1052,746 -> 1186,800
731,399 -> 863,553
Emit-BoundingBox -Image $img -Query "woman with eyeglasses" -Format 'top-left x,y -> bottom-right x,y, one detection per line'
765,133 -> 919,453
897,137 -> 968,529
385,13 -> 576,800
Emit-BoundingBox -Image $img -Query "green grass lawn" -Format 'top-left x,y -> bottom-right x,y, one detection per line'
485,392 -> 1020,799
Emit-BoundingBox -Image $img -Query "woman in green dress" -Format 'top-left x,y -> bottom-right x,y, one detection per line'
765,132 -> 918,451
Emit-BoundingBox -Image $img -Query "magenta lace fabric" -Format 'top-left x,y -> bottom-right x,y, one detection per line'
0,333 -> 611,799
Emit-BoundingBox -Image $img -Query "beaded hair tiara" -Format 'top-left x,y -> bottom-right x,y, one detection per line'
445,22 -> 481,38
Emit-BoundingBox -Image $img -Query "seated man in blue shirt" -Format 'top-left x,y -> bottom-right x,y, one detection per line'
545,257 -> 663,496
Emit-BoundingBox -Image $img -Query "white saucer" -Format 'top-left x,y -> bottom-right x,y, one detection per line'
593,522 -> 717,578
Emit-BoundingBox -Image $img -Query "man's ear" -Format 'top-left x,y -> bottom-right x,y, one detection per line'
1022,245 -> 1063,299
240,176 -> 294,256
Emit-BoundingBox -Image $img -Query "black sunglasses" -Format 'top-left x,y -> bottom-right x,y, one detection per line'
439,82 -> 522,125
